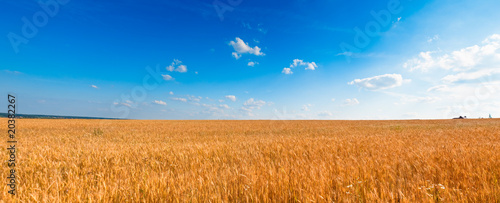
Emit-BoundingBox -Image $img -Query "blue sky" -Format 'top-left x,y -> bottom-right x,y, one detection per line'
2,0 -> 500,119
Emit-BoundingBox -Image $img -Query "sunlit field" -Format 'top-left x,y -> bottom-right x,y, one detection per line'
1,118 -> 499,202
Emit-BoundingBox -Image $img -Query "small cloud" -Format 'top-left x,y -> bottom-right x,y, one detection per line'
331,98 -> 336,102
248,61 -> 258,67
243,98 -> 267,110
242,22 -> 252,30
91,85 -> 99,89
169,91 -> 174,95
403,112 -> 419,118
187,95 -> 201,102
166,59 -> 188,73
225,95 -> 237,102
219,104 -> 230,109
349,74 -> 408,91
343,98 -> 360,106
218,99 -> 225,103
114,102 -> 132,107
282,68 -> 293,75
176,65 -> 187,73
162,74 -> 174,81
401,95 -> 440,104
441,69 -> 500,83
318,111 -> 333,117
302,104 -> 312,111
232,52 -> 241,59
153,100 -> 167,106
171,97 -> 187,102
4,70 -> 22,74
289,59 -> 318,71
427,35 -> 439,43
229,37 -> 265,59
427,85 -> 450,92
336,52 -> 353,57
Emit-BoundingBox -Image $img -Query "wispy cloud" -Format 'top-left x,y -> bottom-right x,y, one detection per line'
162,74 -> 174,81
171,97 -> 187,102
343,98 -> 360,106
349,74 -> 409,91
219,104 -> 230,109
4,70 -> 22,74
225,95 -> 237,102
404,34 -> 500,72
153,100 -> 167,105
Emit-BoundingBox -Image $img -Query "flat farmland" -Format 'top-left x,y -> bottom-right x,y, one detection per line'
1,119 -> 499,202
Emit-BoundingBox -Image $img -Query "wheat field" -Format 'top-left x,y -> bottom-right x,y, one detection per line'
1,118 -> 499,202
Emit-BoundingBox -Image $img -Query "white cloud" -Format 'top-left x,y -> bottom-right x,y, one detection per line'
187,95 -> 201,102
302,104 -> 312,111
232,52 -> 241,59
153,100 -> 167,105
401,96 -> 440,104
4,70 -> 22,74
162,74 -> 174,81
219,104 -> 230,109
171,97 -> 187,102
427,35 -> 439,43
225,95 -> 237,102
289,59 -> 318,70
318,111 -> 333,117
404,34 -> 500,72
229,37 -> 264,59
176,65 -> 187,73
349,74 -> 408,90
441,69 -> 500,83
282,68 -> 293,75
383,91 -> 441,104
343,98 -> 360,106
166,59 -> 188,73
402,112 -> 419,118
331,98 -> 336,102
121,103 -> 132,107
91,85 -> 98,89
169,91 -> 174,95
248,61 -> 258,67
427,85 -> 450,92
218,99 -> 225,103
239,98 -> 270,117
243,98 -> 267,110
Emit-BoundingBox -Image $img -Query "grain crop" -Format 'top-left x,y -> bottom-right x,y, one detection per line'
1,118 -> 499,202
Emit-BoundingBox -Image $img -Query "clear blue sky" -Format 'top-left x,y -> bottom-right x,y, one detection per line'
2,0 -> 500,119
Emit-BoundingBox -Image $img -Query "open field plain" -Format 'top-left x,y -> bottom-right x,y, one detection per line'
1,118 -> 499,202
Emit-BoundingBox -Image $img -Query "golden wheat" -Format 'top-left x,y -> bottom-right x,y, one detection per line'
1,118 -> 499,202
